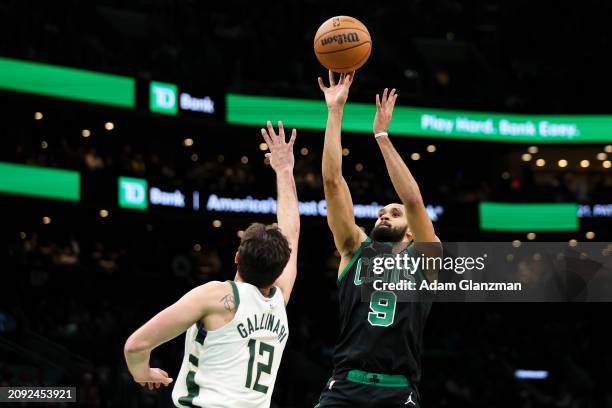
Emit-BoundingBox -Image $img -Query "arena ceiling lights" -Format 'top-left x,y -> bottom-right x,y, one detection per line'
227,94 -> 612,144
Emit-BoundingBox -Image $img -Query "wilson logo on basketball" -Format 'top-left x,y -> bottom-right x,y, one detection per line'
320,32 -> 360,46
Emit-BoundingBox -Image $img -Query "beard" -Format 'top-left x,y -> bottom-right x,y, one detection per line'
371,224 -> 408,242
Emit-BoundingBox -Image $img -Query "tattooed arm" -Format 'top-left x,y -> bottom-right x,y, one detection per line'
124,281 -> 233,387
219,292 -> 236,312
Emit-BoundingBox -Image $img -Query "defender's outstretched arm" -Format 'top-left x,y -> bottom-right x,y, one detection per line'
261,121 -> 300,304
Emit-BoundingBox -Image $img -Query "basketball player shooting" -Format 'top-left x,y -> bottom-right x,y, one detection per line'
315,70 -> 440,407
124,121 -> 299,408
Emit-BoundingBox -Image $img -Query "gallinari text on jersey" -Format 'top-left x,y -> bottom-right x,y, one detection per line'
237,313 -> 289,343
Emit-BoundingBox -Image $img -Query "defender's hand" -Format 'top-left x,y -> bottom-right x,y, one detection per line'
261,121 -> 297,173
318,70 -> 355,110
134,367 -> 173,390
373,88 -> 398,134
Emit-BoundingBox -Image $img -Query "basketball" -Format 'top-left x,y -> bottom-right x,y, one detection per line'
6,2 -> 609,408
314,16 -> 372,73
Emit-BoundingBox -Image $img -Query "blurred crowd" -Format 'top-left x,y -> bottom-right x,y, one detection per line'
2,220 -> 612,407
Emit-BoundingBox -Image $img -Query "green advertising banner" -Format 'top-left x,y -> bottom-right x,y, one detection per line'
479,202 -> 579,231
118,177 -> 148,210
227,94 -> 612,143
0,162 -> 80,201
149,81 -> 178,115
0,57 -> 135,108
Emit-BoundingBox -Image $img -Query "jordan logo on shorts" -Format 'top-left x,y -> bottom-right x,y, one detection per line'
404,392 -> 416,405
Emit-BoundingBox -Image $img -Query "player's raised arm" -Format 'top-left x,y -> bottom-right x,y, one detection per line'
318,70 -> 367,259
261,121 -> 299,304
124,281 -> 231,389
372,88 -> 439,244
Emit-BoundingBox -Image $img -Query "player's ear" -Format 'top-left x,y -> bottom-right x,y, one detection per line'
234,251 -> 240,265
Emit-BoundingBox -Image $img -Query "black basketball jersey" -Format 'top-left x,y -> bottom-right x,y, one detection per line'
332,238 -> 433,385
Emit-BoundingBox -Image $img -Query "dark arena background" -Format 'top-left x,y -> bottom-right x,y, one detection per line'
1,1 -> 612,407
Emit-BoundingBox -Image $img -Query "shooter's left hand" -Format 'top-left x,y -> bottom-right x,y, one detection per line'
373,88 -> 398,134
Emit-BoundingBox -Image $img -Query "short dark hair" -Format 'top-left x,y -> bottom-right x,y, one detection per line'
237,223 -> 291,288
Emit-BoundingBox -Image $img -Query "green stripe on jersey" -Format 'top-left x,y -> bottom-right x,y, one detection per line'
178,371 -> 199,407
195,328 -> 206,345
229,280 -> 241,309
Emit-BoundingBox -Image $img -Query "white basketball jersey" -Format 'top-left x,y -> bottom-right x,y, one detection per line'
172,281 -> 289,408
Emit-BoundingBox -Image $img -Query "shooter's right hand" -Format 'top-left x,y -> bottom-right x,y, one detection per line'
318,70 -> 355,111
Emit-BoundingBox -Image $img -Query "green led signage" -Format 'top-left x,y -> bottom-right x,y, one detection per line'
149,81 -> 178,115
0,57 -> 135,108
0,162 -> 80,201
479,202 -> 579,231
227,94 -> 612,143
118,177 -> 148,210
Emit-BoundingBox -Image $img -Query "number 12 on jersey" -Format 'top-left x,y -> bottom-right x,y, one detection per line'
245,339 -> 275,393
368,291 -> 397,327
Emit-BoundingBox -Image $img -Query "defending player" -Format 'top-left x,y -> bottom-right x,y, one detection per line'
124,121 -> 299,408
315,71 -> 441,407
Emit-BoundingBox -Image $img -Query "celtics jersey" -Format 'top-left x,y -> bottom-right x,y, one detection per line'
333,238 -> 433,385
172,281 -> 289,408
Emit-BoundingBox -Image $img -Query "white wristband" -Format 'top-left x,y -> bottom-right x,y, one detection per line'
374,131 -> 388,139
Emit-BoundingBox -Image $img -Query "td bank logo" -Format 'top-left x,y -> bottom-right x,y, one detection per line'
119,177 -> 148,210
150,81 -> 178,115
